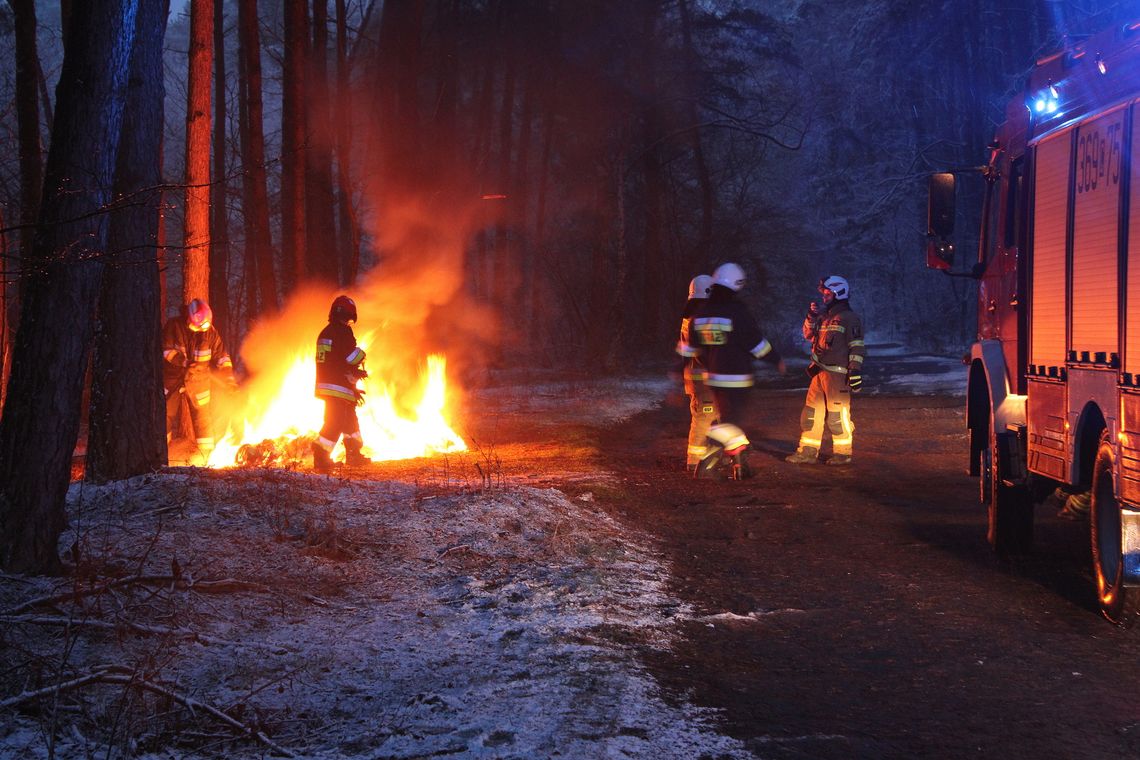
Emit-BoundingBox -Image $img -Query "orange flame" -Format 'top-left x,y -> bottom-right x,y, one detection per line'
208,347 -> 466,469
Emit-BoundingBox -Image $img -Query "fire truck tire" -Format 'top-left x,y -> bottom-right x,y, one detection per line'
1090,437 -> 1139,625
987,438 -> 1032,556
979,445 -> 993,506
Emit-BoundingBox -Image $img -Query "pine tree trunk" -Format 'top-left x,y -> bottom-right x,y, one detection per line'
306,0 -> 339,284
9,0 -> 43,295
0,0 -> 139,574
335,0 -> 361,284
209,0 -> 230,336
237,0 -> 277,316
281,0 -> 309,288
88,0 -> 169,484
183,0 -> 213,302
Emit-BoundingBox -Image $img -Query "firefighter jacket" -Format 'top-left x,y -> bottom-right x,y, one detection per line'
691,285 -> 782,388
315,321 -> 366,403
676,298 -> 707,395
804,299 -> 865,377
162,317 -> 233,395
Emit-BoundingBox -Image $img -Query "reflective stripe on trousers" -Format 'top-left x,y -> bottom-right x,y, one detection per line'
687,384 -> 717,465
797,369 -> 854,455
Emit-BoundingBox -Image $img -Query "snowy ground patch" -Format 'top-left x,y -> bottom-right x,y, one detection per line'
1,462 -> 748,758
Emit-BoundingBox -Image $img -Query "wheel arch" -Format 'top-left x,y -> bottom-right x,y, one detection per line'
1072,402 -> 1108,490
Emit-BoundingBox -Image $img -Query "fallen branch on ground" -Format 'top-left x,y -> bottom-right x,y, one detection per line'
3,574 -> 271,615
0,615 -> 291,654
0,666 -> 295,757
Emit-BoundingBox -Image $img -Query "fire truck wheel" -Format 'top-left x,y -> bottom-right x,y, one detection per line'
979,445 -> 993,506
1090,437 -> 1139,626
987,436 -> 1032,556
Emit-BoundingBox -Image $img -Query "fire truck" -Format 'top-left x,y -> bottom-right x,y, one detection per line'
926,21 -> 1140,623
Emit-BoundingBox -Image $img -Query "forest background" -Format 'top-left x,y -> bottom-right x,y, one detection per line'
0,0 -> 1136,572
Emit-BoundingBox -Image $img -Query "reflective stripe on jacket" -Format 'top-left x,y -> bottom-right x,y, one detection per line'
804,300 -> 864,375
315,321 -> 366,402
692,285 -> 781,388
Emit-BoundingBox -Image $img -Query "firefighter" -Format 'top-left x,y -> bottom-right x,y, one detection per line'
677,274 -> 717,474
692,262 -> 786,479
162,299 -> 235,459
786,275 -> 865,465
312,295 -> 370,473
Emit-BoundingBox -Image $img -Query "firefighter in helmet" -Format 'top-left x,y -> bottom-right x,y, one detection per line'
312,295 -> 370,473
162,299 -> 235,459
692,262 -> 787,479
677,274 -> 717,474
786,275 -> 865,465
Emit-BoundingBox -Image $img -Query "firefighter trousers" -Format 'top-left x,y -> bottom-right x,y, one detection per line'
795,369 -> 853,456
317,398 -> 363,453
686,383 -> 718,466
166,381 -> 214,451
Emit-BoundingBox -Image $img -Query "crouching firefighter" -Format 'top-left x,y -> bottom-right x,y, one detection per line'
162,299 -> 235,460
786,275 -> 865,465
677,274 -> 717,474
692,262 -> 786,479
312,295 -> 371,473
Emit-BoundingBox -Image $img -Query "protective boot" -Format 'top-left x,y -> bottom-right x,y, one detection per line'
826,454 -> 853,466
344,439 -> 371,466
311,441 -> 334,474
730,449 -> 753,480
785,447 -> 819,464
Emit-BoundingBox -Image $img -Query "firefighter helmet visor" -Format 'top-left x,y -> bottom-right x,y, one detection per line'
187,299 -> 213,332
818,275 -> 849,300
329,295 -> 358,323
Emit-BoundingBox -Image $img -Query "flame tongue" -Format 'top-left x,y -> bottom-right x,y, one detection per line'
208,353 -> 466,468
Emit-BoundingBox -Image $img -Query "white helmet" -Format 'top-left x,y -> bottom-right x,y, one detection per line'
687,274 -> 714,300
819,275 -> 849,300
712,262 -> 746,291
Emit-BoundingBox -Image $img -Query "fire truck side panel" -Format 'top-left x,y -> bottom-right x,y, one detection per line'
1119,393 -> 1140,504
1070,107 -> 1124,359
1128,106 -> 1140,378
1028,131 -> 1070,375
1027,379 -> 1067,479
1026,129 -> 1071,479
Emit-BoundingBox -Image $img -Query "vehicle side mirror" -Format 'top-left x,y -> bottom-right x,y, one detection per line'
927,172 -> 956,270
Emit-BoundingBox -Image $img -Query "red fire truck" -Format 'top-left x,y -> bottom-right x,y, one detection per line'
927,21 -> 1140,622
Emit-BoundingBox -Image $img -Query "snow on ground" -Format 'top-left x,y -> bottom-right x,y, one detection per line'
0,349 -> 966,759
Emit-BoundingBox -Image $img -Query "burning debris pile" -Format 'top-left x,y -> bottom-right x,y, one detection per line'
233,434 -> 316,469
203,288 -> 468,470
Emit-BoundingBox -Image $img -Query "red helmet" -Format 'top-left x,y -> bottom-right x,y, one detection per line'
329,295 -> 357,323
186,299 -> 213,332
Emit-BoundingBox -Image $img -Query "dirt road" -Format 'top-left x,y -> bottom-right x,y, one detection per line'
549,388 -> 1140,758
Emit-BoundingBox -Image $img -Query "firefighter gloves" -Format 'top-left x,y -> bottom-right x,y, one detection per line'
848,373 -> 863,392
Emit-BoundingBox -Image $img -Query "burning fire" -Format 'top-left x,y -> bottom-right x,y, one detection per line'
208,350 -> 467,469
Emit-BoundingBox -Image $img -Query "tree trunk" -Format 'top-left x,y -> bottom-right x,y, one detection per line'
88,0 -> 169,483
9,0 -> 44,300
209,0 -> 230,336
334,0 -> 361,284
677,0 -> 712,260
375,0 -> 424,192
0,205 -> 9,416
0,0 -> 138,574
237,0 -> 277,317
281,0 -> 309,288
306,0 -> 339,284
183,0 -> 213,302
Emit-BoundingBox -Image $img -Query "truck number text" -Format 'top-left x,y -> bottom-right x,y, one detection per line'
1077,120 -> 1122,195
